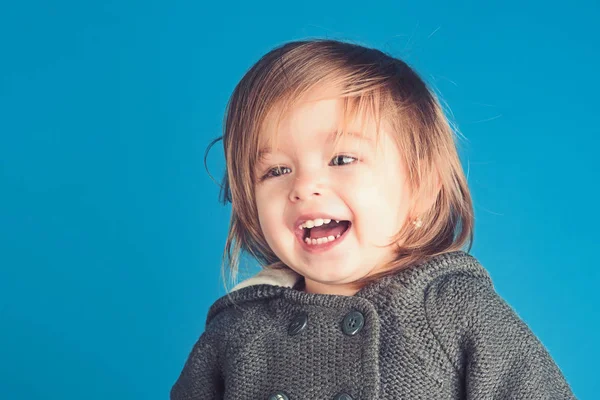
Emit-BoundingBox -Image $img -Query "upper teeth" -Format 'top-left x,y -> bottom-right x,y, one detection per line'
299,218 -> 339,229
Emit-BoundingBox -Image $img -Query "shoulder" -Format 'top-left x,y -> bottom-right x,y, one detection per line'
202,288 -> 279,342
424,270 -> 497,315
180,293 -> 273,359
203,297 -> 252,339
423,270 -> 520,341
418,252 -> 499,321
422,270 -> 550,374
386,251 -> 493,296
421,267 -> 576,397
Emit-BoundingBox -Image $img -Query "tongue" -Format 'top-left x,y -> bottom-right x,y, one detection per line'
310,220 -> 348,239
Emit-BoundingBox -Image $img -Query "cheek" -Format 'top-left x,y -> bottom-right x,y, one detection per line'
343,167 -> 410,231
255,189 -> 285,243
344,167 -> 401,207
255,209 -> 280,255
255,191 -> 272,234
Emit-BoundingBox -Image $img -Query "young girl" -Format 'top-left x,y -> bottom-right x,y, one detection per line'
171,39 -> 576,399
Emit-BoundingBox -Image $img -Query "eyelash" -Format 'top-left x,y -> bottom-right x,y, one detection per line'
261,155 -> 359,181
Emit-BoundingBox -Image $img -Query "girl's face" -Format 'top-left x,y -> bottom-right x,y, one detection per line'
254,94 -> 414,296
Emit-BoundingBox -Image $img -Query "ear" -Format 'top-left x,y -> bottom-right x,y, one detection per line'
413,169 -> 442,215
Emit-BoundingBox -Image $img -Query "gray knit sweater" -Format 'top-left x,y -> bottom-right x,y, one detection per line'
170,251 -> 576,399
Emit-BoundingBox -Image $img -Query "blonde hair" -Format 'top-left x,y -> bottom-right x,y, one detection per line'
205,39 -> 474,293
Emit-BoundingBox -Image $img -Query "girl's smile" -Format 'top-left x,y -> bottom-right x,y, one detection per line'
294,216 -> 353,253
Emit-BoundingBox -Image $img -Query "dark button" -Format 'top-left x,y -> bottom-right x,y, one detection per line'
268,392 -> 289,400
341,310 -> 364,336
288,312 -> 308,336
333,393 -> 354,400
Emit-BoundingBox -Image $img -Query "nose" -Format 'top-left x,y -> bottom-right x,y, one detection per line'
288,172 -> 322,202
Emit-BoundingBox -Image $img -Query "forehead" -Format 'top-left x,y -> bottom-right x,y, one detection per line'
258,130 -> 374,159
258,95 -> 381,156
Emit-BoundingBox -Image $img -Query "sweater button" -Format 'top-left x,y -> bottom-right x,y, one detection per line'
341,310 -> 364,336
268,391 -> 289,400
333,393 -> 354,400
288,312 -> 309,336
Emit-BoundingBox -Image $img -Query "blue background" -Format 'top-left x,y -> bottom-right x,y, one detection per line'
1,1 -> 597,398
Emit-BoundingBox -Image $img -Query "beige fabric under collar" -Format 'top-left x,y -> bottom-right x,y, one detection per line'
230,267 -> 302,292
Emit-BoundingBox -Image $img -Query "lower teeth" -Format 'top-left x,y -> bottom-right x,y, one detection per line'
304,233 -> 342,246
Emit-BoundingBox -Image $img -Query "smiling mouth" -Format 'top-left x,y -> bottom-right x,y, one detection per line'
302,220 -> 351,241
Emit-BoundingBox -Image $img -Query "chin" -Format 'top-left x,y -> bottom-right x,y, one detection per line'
306,264 -> 360,282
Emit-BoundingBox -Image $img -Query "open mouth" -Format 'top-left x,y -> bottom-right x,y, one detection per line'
302,220 -> 351,242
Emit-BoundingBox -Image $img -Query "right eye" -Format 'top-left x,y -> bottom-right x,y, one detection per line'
262,165 -> 291,180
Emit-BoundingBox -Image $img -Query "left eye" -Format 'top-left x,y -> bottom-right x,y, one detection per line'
330,155 -> 358,166
261,154 -> 358,181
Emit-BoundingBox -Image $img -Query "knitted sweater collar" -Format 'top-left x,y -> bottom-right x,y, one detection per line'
207,250 -> 491,324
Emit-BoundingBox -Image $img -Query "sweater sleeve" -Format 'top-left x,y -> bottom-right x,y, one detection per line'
170,323 -> 225,400
424,273 -> 576,399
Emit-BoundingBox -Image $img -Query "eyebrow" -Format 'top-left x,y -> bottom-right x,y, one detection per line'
258,131 -> 373,159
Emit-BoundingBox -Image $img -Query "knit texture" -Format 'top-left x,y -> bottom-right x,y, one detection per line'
171,250 -> 576,399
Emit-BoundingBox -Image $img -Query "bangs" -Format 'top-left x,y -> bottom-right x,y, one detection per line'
255,85 -> 393,164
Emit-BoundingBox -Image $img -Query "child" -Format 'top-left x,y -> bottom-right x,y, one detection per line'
171,39 -> 576,399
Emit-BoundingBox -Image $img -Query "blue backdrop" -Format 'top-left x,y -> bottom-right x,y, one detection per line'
1,1 -> 597,398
